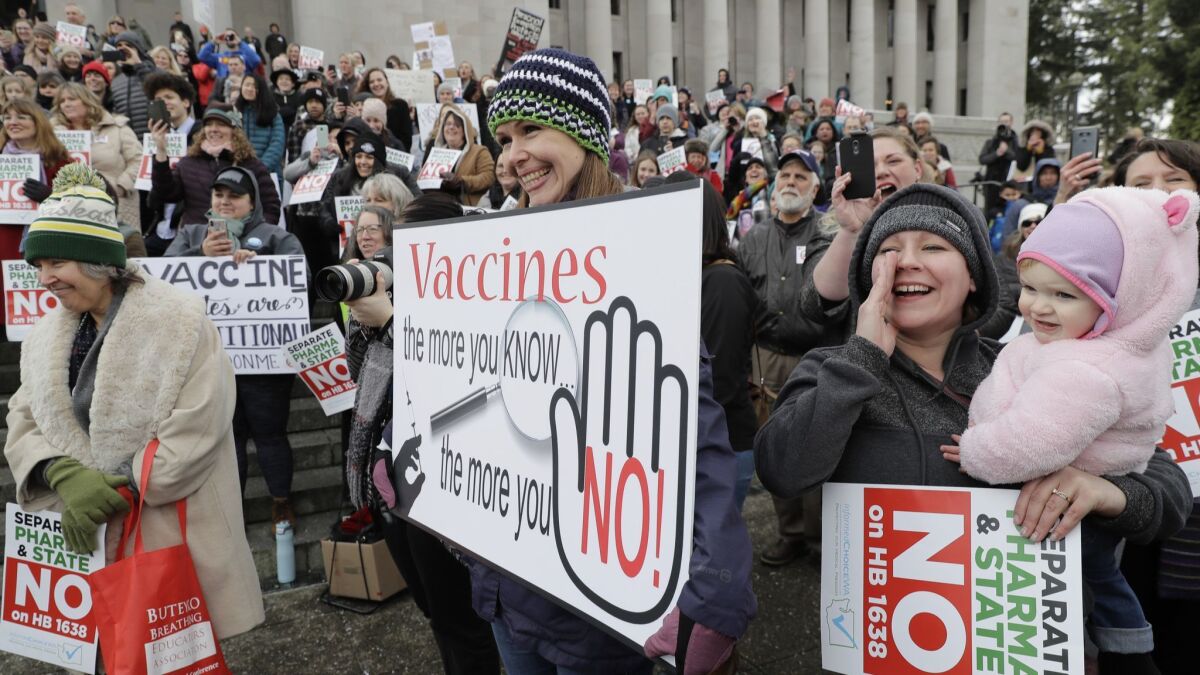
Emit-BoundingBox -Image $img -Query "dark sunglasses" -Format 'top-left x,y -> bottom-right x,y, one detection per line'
1020,218 -> 1043,228
110,21 -> 125,27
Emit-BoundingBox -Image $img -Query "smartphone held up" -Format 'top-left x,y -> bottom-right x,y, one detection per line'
837,133 -> 876,201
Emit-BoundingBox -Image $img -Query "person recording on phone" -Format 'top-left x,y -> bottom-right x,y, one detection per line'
165,166 -> 303,528
198,27 -> 262,81
978,112 -> 1019,220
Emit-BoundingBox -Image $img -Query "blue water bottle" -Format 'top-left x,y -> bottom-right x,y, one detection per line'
276,522 -> 296,584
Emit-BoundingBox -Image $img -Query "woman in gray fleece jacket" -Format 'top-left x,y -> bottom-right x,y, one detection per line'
756,185 -> 1192,623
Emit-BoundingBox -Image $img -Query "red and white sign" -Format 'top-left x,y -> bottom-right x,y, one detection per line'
3,260 -> 59,341
416,148 -> 462,191
289,158 -> 338,206
298,46 -> 324,71
283,323 -> 357,415
656,147 -> 687,177
335,196 -> 364,254
836,99 -> 866,119
0,155 -> 41,225
55,130 -> 91,167
134,133 -> 186,191
821,483 -> 1083,675
1163,307 -> 1200,493
55,22 -> 87,48
0,503 -> 106,673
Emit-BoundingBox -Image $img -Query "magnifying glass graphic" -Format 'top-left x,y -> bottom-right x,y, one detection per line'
429,297 -> 580,441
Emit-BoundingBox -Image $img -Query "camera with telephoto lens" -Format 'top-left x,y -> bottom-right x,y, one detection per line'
315,247 -> 393,302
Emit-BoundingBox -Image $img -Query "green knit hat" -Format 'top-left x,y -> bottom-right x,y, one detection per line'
24,164 -> 126,267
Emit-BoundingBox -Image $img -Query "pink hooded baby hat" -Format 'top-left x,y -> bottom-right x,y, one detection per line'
1017,187 -> 1200,345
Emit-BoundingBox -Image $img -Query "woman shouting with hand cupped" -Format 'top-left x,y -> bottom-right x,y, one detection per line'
475,48 -> 756,674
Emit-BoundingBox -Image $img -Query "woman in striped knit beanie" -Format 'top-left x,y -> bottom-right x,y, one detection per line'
479,48 -> 756,674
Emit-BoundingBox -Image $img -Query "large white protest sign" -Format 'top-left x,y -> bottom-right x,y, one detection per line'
657,147 -> 687,177
2,260 -> 58,341
0,504 -> 105,673
134,133 -> 186,191
386,68 -> 436,104
411,21 -> 456,76
283,324 -> 357,415
136,256 -> 310,374
416,148 -> 462,190
416,103 -> 481,144
821,483 -> 1083,675
0,155 -> 41,225
633,79 -> 654,105
390,183 -> 703,649
1162,306 -> 1200,493
496,8 -> 545,75
335,196 -> 364,254
55,22 -> 86,48
289,158 -> 338,206
55,130 -> 91,166
298,46 -> 324,70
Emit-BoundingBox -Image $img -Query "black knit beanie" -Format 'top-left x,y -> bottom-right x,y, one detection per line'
858,184 -> 987,296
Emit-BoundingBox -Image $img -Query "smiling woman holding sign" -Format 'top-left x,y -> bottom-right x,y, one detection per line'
3,164 -> 263,642
166,165 -> 303,527
754,183 -> 1193,671
50,83 -> 143,229
422,103 -> 494,206
473,48 -> 756,674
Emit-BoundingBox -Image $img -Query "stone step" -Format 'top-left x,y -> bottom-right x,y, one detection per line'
246,507 -> 348,589
242,465 -> 345,525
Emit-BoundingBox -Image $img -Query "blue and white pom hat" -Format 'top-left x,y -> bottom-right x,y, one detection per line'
487,48 -> 612,164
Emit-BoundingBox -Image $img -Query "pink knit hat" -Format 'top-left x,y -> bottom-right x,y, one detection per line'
1017,202 -> 1124,338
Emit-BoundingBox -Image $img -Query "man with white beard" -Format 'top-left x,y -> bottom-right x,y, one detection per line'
736,149 -> 834,566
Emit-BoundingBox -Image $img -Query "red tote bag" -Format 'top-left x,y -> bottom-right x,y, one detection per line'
88,439 -> 230,675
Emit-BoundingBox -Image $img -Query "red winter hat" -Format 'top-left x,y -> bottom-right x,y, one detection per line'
82,60 -> 111,85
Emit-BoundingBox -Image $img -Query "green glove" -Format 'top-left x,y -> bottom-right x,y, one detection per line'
45,457 -> 130,554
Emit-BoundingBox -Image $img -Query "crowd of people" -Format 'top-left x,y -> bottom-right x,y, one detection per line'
0,4 -> 1198,675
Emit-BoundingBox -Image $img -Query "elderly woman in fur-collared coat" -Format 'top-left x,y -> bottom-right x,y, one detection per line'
2,164 -> 264,640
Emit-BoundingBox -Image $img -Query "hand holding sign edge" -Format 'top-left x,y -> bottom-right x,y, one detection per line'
550,295 -> 690,625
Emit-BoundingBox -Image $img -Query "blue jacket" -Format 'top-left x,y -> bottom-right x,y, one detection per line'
468,342 -> 757,671
243,110 -> 285,175
198,41 -> 262,79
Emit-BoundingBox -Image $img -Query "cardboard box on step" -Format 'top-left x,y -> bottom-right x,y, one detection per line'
321,538 -> 406,601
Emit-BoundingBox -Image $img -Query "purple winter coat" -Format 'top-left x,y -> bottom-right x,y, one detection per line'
151,148 -> 281,226
468,342 -> 757,671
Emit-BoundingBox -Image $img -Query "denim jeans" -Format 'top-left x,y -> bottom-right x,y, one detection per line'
1083,524 -> 1153,654
490,620 -> 653,675
233,374 -> 295,498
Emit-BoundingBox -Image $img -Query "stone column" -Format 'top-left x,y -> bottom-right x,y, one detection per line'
804,0 -> 829,99
703,0 -> 729,91
849,0 -> 876,106
755,0 -> 781,93
645,0 -> 673,82
934,0 -> 958,115
584,0 -> 615,81
893,0 -> 919,109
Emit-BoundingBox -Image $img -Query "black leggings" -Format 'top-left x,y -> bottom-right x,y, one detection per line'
380,515 -> 499,675
234,374 -> 295,498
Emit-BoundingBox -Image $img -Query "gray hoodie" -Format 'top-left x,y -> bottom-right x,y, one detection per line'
165,166 -> 302,258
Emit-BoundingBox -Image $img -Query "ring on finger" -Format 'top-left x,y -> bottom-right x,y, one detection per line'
1051,488 -> 1071,504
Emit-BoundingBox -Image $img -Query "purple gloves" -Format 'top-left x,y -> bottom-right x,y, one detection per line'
644,607 -> 736,674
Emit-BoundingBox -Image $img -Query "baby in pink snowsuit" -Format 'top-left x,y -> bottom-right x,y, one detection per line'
956,186 -> 1199,657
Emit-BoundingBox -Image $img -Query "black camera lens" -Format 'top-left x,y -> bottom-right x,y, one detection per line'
314,248 -> 393,303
